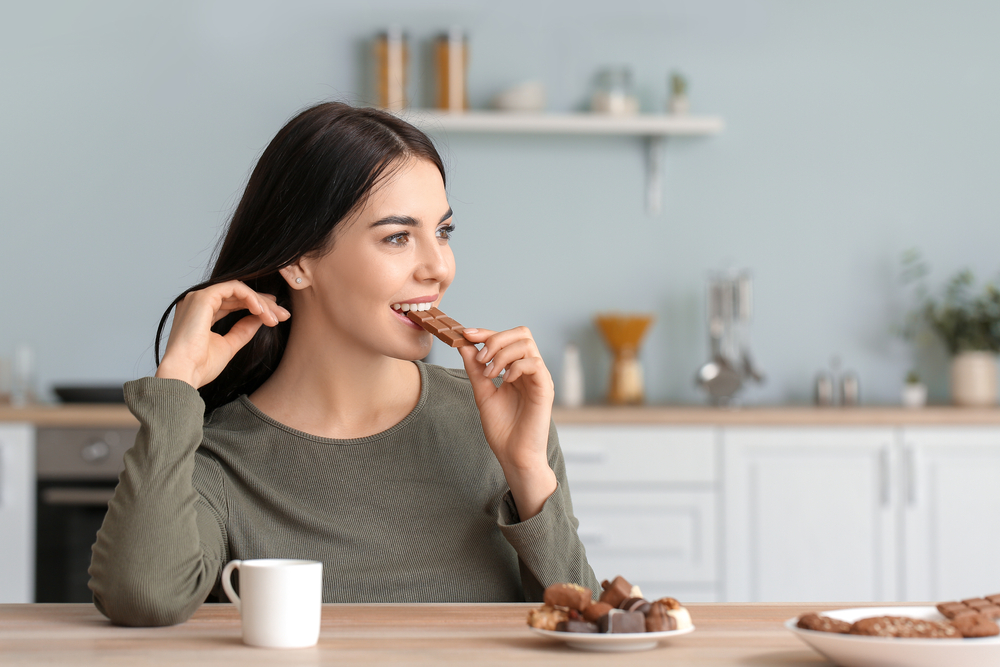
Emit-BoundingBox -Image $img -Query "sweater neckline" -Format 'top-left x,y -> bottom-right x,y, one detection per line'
232,360 -> 429,445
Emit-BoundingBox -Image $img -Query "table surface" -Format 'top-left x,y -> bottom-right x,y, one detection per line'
0,601 -> 921,666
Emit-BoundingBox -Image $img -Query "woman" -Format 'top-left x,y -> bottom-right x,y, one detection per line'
89,102 -> 598,626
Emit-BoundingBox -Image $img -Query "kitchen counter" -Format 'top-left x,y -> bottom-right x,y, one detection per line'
4,403 -> 1000,427
0,601 -> 903,665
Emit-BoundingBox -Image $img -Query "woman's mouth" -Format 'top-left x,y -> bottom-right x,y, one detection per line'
391,302 -> 432,329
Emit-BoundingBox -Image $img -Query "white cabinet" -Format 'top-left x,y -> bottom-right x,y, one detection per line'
0,423 -> 34,603
901,427 -> 1000,601
558,426 -> 719,601
724,427 -> 898,602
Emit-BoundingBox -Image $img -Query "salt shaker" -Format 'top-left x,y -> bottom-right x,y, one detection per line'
560,344 -> 585,408
841,372 -> 860,406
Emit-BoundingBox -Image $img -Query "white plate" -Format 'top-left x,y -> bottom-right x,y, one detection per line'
786,606 -> 1000,667
529,625 -> 694,652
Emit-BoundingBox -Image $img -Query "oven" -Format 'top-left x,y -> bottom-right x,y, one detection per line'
35,427 -> 135,602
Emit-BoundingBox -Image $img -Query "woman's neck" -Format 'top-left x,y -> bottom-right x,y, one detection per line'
247,330 -> 421,440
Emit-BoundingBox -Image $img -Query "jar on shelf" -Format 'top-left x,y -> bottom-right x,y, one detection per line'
434,27 -> 468,111
374,26 -> 408,111
591,67 -> 638,115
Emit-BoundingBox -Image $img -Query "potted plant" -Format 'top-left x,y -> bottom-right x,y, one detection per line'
902,370 -> 928,408
903,252 -> 1000,406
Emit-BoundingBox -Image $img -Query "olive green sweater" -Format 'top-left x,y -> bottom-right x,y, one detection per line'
88,361 -> 598,626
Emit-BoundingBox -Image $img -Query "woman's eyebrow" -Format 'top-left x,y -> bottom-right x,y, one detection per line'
371,208 -> 454,228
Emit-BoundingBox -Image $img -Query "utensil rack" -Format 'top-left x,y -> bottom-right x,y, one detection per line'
404,110 -> 724,214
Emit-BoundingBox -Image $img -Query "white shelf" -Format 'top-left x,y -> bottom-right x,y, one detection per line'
403,110 -> 724,136
403,111 -> 724,214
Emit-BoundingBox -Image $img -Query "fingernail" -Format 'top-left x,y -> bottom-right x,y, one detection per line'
476,346 -> 488,362
464,328 -> 478,334
483,366 -> 491,377
279,307 -> 291,318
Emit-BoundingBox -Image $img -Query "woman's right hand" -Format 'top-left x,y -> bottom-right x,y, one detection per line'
155,281 -> 290,389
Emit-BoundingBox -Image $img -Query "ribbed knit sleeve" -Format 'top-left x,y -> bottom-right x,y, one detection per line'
496,420 -> 600,601
88,377 -> 227,626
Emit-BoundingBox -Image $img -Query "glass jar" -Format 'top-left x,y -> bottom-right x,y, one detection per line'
591,67 -> 638,115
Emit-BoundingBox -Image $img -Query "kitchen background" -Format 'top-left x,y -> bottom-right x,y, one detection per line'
2,0 -> 999,406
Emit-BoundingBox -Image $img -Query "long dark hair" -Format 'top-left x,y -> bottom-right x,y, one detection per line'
154,102 -> 445,413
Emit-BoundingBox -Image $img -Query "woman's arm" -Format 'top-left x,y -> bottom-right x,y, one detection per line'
89,378 -> 228,625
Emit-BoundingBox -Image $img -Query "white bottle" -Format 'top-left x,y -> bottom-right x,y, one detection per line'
560,344 -> 585,408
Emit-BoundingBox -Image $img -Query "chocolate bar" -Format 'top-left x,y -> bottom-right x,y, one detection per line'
406,307 -> 473,347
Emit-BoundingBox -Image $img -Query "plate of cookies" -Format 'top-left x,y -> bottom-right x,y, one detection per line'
526,575 -> 694,652
787,594 -> 1000,667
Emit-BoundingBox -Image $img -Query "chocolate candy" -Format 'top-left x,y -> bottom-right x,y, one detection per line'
939,599 -> 1000,620
406,307 -> 473,347
527,605 -> 568,631
618,597 -> 651,614
667,606 -> 693,630
952,613 -> 1000,638
598,609 -> 646,634
646,601 -> 678,632
599,576 -> 633,608
543,583 -> 592,612
555,620 -> 599,634
582,601 -> 613,623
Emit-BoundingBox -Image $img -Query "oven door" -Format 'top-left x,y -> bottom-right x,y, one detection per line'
35,427 -> 134,603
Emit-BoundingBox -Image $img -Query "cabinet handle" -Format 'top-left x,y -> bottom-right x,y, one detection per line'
879,448 -> 890,506
905,446 -> 917,506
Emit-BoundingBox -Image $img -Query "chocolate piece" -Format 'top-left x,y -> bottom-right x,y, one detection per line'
406,307 -> 473,347
654,596 -> 682,610
543,583 -> 592,612
555,620 -> 599,634
646,601 -> 679,632
963,598 -> 992,609
527,605 -> 568,631
796,613 -> 851,634
952,613 -> 1000,638
667,607 -> 693,630
582,601 -> 613,623
979,605 -> 1000,619
985,594 -> 1000,605
618,597 -> 651,614
599,576 -> 633,608
598,609 -> 646,634
849,616 -> 959,638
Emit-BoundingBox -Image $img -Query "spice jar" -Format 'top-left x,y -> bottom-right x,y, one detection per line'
591,67 -> 638,115
434,27 -> 468,111
374,26 -> 408,111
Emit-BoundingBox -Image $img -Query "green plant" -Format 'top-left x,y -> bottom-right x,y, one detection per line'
901,250 -> 1000,354
671,72 -> 687,97
905,370 -> 921,384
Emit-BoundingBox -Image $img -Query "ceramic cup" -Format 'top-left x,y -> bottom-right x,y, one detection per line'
221,558 -> 322,648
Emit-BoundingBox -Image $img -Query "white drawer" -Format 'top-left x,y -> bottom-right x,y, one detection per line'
558,426 -> 717,484
573,489 -> 717,587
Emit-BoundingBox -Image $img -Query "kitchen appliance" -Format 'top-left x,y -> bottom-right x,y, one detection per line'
695,271 -> 764,404
35,427 -> 134,602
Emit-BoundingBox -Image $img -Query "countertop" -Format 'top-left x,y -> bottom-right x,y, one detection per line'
0,601 -> 899,666
4,403 -> 1000,427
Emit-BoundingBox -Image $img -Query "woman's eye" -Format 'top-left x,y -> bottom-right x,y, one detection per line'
384,231 -> 409,246
437,224 -> 455,240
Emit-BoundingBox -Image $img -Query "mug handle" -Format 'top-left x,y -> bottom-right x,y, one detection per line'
221,560 -> 242,611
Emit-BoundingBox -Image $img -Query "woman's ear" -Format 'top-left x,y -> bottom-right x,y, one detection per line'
279,259 -> 311,289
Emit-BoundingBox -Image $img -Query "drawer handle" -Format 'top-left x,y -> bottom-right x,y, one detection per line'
564,450 -> 606,464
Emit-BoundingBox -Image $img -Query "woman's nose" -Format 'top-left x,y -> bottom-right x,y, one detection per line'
414,239 -> 452,283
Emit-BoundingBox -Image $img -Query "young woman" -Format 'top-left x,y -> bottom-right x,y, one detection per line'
88,102 -> 598,626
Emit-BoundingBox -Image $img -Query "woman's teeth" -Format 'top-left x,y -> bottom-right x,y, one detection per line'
392,302 -> 433,312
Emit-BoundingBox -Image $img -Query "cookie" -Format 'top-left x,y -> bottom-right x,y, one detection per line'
849,616 -> 959,638
796,613 -> 851,634
543,583 -> 592,612
951,613 -> 1000,638
527,605 -> 569,631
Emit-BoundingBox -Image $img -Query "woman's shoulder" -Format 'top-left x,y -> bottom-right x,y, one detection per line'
418,361 -> 478,409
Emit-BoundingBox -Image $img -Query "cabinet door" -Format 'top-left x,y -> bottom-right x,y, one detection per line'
724,427 -> 898,602
0,424 -> 34,603
557,426 -> 719,601
901,427 -> 1000,601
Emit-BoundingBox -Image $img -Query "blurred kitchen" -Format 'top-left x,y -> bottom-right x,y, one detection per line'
2,0 -> 1000,605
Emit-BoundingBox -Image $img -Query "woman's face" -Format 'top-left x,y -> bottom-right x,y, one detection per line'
290,158 -> 455,360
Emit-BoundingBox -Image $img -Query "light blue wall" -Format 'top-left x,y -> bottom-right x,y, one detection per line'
2,0 -> 998,404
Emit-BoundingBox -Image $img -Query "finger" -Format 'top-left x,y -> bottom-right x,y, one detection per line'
501,357 -> 549,387
221,313 -> 265,354
458,342 -> 500,402
481,339 -> 535,379
476,328 -> 539,368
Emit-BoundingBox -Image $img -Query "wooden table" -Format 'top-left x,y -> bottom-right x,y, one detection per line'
0,601 -> 920,666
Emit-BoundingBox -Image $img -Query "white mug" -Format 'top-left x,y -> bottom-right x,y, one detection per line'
221,558 -> 323,648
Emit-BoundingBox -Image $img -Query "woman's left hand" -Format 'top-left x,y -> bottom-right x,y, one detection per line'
458,326 -> 558,520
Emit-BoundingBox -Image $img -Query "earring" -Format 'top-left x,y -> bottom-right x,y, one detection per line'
295,277 -> 302,284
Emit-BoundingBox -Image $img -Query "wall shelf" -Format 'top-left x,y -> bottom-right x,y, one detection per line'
404,111 -> 724,214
